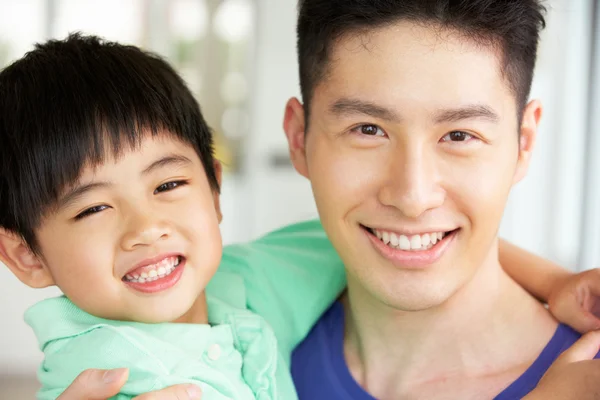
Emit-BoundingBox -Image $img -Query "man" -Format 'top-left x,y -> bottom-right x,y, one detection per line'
287,0 -> 600,398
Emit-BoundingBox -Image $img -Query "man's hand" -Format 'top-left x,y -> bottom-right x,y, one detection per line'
56,368 -> 202,400
524,331 -> 600,400
548,268 -> 600,333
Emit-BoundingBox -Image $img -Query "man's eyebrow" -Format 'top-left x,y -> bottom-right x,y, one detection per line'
56,182 -> 112,211
433,104 -> 500,124
142,154 -> 193,176
329,98 -> 402,122
329,98 -> 499,125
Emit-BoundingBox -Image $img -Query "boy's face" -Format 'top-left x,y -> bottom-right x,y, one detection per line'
285,22 -> 541,311
34,133 -> 222,323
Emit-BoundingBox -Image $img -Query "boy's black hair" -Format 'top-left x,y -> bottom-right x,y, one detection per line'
297,0 -> 547,120
0,33 -> 219,251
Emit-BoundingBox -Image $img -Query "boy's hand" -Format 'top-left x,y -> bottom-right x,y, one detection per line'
57,368 -> 202,400
548,268 -> 600,333
524,331 -> 600,400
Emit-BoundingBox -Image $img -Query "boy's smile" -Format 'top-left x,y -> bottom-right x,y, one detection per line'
122,254 -> 184,293
32,132 -> 223,323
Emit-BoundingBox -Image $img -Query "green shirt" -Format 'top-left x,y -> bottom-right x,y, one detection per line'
25,220 -> 346,400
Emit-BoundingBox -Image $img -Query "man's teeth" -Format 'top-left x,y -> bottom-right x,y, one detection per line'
374,230 -> 447,251
124,257 -> 180,283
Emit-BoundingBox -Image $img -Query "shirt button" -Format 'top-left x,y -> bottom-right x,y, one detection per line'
207,344 -> 221,361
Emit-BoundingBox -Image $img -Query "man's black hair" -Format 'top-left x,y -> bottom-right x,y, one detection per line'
297,0 -> 546,120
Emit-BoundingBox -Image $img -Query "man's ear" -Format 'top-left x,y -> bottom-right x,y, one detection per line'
514,99 -> 543,184
0,229 -> 54,288
283,97 -> 309,178
212,159 -> 223,223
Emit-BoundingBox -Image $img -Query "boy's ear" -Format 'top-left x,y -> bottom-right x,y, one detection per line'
0,229 -> 54,288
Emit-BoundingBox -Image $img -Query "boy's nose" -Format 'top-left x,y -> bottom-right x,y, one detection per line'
120,210 -> 171,250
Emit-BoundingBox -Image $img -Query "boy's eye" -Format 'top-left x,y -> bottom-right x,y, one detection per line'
441,131 -> 475,142
75,205 -> 109,220
154,180 -> 188,194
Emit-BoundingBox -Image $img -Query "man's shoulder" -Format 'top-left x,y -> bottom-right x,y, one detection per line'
553,324 -> 593,355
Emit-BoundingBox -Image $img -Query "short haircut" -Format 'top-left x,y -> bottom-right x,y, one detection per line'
297,0 -> 546,120
0,33 -> 219,251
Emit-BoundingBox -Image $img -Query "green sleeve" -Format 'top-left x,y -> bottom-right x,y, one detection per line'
37,327 -> 211,399
212,219 -> 346,358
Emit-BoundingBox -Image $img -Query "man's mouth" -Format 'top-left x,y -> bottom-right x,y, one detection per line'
363,226 -> 459,252
123,256 -> 183,283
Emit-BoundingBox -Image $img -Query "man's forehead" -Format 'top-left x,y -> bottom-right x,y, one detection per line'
331,20 -> 500,61
317,21 -> 511,105
331,34 -> 500,80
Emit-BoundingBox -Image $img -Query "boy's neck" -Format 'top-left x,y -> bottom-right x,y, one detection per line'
342,248 -> 558,399
172,292 -> 209,324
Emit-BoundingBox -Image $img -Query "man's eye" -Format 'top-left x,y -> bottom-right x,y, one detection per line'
441,131 -> 475,142
75,205 -> 109,220
351,124 -> 386,137
154,180 -> 188,194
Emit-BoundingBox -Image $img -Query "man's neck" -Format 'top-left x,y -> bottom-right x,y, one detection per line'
343,251 -> 558,399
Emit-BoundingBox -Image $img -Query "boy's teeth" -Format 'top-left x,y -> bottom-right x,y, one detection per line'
399,234 -> 410,250
422,234 -> 431,247
124,256 -> 180,283
372,229 -> 449,251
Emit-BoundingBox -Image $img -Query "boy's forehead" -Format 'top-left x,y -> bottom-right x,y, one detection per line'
60,133 -> 198,190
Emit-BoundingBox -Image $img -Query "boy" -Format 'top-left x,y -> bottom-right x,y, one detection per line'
0,33 -> 599,400
0,33 -> 345,400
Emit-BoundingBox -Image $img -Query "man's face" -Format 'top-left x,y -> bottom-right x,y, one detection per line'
285,21 -> 541,311
33,133 -> 223,323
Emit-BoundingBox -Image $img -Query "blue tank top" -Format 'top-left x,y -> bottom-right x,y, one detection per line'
291,301 -> 598,399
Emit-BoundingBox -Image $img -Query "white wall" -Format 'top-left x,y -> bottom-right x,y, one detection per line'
579,0 -> 600,268
0,271 -> 61,375
241,0 -> 319,238
500,0 -> 594,269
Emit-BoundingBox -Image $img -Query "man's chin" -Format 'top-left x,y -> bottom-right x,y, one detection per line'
354,274 -> 457,313
379,291 -> 450,312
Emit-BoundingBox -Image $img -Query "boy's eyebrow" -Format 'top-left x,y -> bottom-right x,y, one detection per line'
141,154 -> 193,176
56,182 -> 112,211
56,155 -> 192,212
